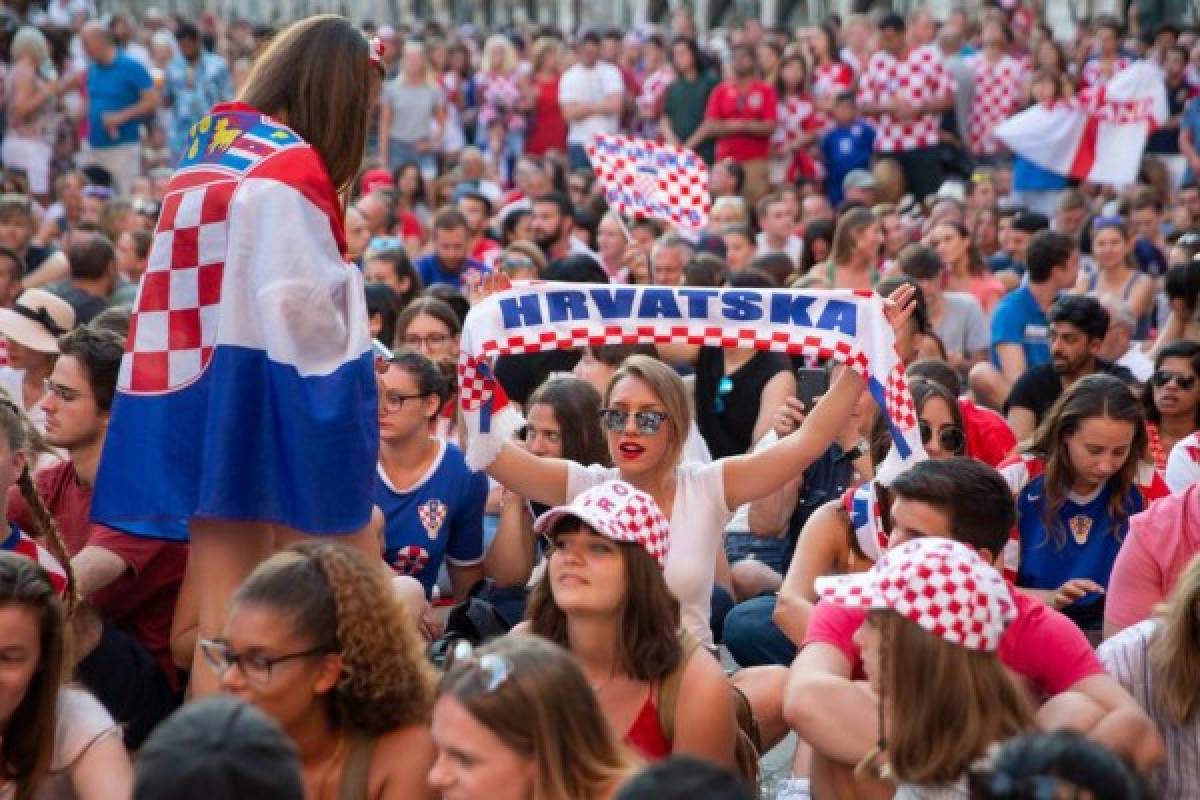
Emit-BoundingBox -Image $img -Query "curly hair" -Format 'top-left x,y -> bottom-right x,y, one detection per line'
233,542 -> 434,735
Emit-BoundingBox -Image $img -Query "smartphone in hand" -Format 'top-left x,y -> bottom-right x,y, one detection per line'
795,367 -> 830,410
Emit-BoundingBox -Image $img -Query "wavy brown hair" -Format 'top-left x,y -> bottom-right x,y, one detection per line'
1025,374 -> 1148,549
526,518 -> 682,683
233,542 -> 434,734
1149,555 -> 1200,726
0,553 -> 68,799
868,612 -> 1033,785
526,376 -> 609,467
439,635 -> 634,800
237,15 -> 376,192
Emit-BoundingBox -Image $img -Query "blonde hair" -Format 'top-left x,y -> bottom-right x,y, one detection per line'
532,37 -> 563,74
482,34 -> 519,75
439,635 -> 634,800
830,207 -> 878,266
711,196 -> 749,228
1149,555 -> 1200,725
604,354 -> 690,470
867,613 -> 1033,785
11,26 -> 49,65
238,15 -> 375,192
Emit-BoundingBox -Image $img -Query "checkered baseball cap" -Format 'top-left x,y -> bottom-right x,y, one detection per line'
534,481 -> 670,567
815,538 -> 1016,652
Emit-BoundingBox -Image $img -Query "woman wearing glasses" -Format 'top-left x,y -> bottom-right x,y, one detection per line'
395,297 -> 463,440
1142,341 -> 1200,471
482,278 -> 913,652
1000,374 -> 1168,635
202,541 -> 437,800
431,635 -> 634,800
376,350 -> 488,603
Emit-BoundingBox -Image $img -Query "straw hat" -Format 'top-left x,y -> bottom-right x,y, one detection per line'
0,289 -> 76,354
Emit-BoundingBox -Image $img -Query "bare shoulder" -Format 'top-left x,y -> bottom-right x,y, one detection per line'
369,724 -> 437,800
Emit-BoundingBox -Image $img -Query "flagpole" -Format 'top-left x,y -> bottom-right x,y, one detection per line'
612,212 -> 657,285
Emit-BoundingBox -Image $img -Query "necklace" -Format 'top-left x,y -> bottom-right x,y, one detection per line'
589,667 -> 618,696
312,733 -> 347,800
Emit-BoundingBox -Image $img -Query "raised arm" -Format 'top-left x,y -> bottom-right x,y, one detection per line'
485,441 -> 571,508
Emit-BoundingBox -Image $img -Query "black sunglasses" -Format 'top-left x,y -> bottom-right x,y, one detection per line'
919,421 -> 966,454
1153,370 -> 1197,390
599,408 -> 669,435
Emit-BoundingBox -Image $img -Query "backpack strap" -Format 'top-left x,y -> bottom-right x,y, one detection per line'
337,733 -> 376,800
656,631 -> 703,744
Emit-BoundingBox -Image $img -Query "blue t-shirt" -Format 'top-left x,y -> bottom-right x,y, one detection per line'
1015,473 -> 1146,630
375,440 -> 488,595
990,284 -> 1051,368
1182,97 -> 1200,181
1012,154 -> 1068,192
86,52 -> 154,148
415,253 -> 489,290
987,251 -> 1024,278
821,121 -> 875,207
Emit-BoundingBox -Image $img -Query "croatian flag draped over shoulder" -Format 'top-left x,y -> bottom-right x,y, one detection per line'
459,283 -> 927,482
994,61 -> 1167,187
587,134 -> 711,231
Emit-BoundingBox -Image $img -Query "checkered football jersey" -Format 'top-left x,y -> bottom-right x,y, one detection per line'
857,45 -> 955,153
967,53 -> 1027,156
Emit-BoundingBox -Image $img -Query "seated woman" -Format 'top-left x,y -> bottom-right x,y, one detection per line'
814,537 -> 1033,798
523,480 -> 738,766
201,542 -> 437,800
0,551 -> 132,799
1099,555 -> 1200,799
431,634 -> 635,800
1142,340 -> 1200,472
393,296 -> 463,439
1000,374 -> 1169,636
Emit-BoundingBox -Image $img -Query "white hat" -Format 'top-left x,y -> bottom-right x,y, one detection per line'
0,289 -> 76,354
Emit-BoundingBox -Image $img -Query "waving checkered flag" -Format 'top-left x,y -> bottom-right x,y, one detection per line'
586,134 -> 710,231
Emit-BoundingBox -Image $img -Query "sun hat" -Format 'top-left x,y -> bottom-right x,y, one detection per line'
815,537 -> 1016,652
0,289 -> 76,354
534,480 -> 670,567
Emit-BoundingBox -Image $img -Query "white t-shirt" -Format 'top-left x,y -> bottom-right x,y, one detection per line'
566,460 -> 733,650
1166,432 -> 1200,493
1118,345 -> 1154,383
0,688 -> 121,800
558,62 -> 624,145
755,232 -> 804,269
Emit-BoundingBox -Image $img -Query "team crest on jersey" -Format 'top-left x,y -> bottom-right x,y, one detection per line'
418,498 -> 448,540
1068,514 -> 1093,546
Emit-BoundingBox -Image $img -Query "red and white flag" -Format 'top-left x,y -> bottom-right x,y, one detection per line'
586,133 -> 710,231
994,61 -> 1167,187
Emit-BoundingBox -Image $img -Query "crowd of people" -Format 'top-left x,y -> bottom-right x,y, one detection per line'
2,1 -> 1200,799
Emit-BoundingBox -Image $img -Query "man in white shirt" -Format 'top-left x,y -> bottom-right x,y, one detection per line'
558,29 -> 625,171
1098,299 -> 1154,383
754,192 -> 803,268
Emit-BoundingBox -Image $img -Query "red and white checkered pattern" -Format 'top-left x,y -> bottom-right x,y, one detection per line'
586,133 -> 710,230
636,67 -> 675,139
122,178 -> 235,395
858,45 -> 954,153
534,480 -> 671,566
391,545 -> 431,576
1079,86 -> 1157,125
967,54 -> 1026,156
476,70 -> 527,133
816,537 -> 1017,652
1080,56 -> 1131,90
883,364 -> 918,431
813,62 -> 855,102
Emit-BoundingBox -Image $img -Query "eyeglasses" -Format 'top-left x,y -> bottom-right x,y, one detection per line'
381,390 -> 431,413
199,638 -> 331,688
1153,370 -> 1198,390
713,375 -> 734,414
451,640 -> 512,692
919,421 -> 966,454
599,408 -> 669,435
43,379 -> 82,403
403,333 -> 450,349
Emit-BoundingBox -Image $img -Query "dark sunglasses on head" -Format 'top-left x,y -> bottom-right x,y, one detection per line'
919,421 -> 966,454
1153,370 -> 1197,390
599,408 -> 669,435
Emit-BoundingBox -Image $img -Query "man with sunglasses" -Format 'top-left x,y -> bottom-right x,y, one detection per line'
1005,296 -> 1135,441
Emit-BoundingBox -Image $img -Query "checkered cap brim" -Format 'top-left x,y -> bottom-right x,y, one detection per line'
533,480 -> 670,567
815,538 -> 1016,652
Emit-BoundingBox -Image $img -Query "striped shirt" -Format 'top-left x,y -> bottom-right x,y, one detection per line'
1097,619 -> 1200,798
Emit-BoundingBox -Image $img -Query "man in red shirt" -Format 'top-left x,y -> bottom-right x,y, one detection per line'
779,458 -> 1163,798
700,45 -> 777,206
9,326 -> 187,747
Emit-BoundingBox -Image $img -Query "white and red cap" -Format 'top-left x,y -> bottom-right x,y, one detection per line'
534,480 -> 670,567
815,537 -> 1016,652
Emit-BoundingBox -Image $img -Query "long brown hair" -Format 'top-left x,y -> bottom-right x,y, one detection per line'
238,16 -> 375,191
831,208 -> 878,267
439,635 -> 634,800
1025,374 -> 1148,549
0,553 -> 68,799
1149,555 -> 1200,725
526,518 -> 682,683
527,376 -> 610,467
871,612 -> 1033,785
233,542 -> 435,734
